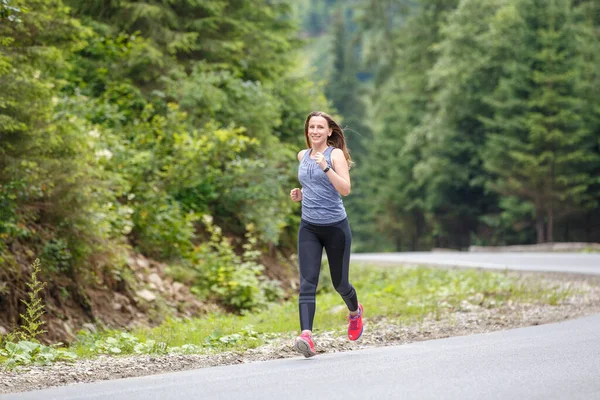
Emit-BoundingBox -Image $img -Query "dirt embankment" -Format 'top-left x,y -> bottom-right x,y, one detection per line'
0,254 -> 206,344
1,249 -> 296,344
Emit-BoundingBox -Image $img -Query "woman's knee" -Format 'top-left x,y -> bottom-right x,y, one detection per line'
300,279 -> 318,295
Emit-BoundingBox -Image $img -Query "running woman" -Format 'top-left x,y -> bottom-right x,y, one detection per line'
289,111 -> 364,358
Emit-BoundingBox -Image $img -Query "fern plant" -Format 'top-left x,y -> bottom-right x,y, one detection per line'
19,258 -> 47,340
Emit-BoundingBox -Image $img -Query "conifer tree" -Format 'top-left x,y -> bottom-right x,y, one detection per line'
482,0 -> 599,243
351,0 -> 458,250
325,10 -> 371,161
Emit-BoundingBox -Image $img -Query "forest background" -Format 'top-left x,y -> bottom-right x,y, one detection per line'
1,0 -> 599,341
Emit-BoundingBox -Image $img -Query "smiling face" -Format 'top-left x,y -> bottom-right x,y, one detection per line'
305,116 -> 332,148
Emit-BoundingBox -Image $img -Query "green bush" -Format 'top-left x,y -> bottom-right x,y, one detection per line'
133,197 -> 198,260
41,239 -> 73,274
189,216 -> 283,312
0,180 -> 29,240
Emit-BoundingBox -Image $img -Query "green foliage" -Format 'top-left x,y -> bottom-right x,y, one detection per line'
67,0 -> 299,82
0,180 -> 28,239
201,325 -> 262,350
41,239 -> 73,274
0,0 -> 21,22
0,341 -> 77,369
164,63 -> 283,147
65,31 -> 162,99
0,258 -> 77,370
73,324 -> 264,357
71,264 -> 574,359
0,0 -> 331,342
0,0 -> 128,285
325,10 -> 372,160
480,0 -> 600,242
19,259 -> 47,340
477,196 -> 536,245
87,332 -> 167,356
350,0 -> 459,251
133,196 -> 198,260
185,216 -> 283,312
350,0 -> 600,249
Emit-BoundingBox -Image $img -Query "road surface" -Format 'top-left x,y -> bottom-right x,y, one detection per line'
353,251 -> 600,275
3,252 -> 600,400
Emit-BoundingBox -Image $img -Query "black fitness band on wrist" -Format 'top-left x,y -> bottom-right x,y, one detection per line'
322,166 -> 330,173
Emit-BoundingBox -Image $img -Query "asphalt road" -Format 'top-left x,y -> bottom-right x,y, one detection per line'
352,252 -> 600,275
4,252 -> 600,400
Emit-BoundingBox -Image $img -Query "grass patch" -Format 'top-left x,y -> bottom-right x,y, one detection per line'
68,264 -> 571,359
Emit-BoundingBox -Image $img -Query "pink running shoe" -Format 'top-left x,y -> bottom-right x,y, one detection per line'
348,304 -> 364,341
294,332 -> 317,358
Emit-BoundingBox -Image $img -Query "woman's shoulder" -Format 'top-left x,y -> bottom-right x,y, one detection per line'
330,147 -> 344,158
297,149 -> 309,162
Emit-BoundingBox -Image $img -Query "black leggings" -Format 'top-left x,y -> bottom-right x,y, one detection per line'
298,218 -> 359,331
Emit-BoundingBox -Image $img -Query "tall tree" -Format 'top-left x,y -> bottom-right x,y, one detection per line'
67,0 -> 298,83
0,0 -> 96,248
325,10 -> 371,161
352,0 -> 460,251
481,0 -> 599,243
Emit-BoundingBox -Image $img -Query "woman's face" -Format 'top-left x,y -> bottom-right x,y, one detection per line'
307,116 -> 332,147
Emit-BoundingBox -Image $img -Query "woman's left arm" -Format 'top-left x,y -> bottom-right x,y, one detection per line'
326,148 -> 351,196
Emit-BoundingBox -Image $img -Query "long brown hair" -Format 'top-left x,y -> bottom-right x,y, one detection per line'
304,111 -> 353,168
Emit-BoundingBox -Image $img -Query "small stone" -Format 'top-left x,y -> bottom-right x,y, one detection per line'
472,293 -> 485,304
82,323 -> 97,334
127,255 -> 137,267
137,257 -> 149,269
172,282 -> 184,296
136,289 -> 156,302
63,321 -> 75,340
148,273 -> 164,291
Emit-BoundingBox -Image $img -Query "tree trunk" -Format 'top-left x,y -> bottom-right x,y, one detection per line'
547,164 -> 554,243
536,199 -> 545,243
395,233 -> 402,252
413,213 -> 423,251
536,218 -> 545,244
547,201 -> 553,243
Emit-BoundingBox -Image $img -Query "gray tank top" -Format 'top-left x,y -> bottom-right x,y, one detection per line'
298,146 -> 347,224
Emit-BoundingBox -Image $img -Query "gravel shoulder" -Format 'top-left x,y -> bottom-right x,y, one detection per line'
2,270 -> 600,395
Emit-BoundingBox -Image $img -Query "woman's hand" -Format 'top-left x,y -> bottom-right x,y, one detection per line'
313,152 -> 328,170
290,188 -> 302,202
